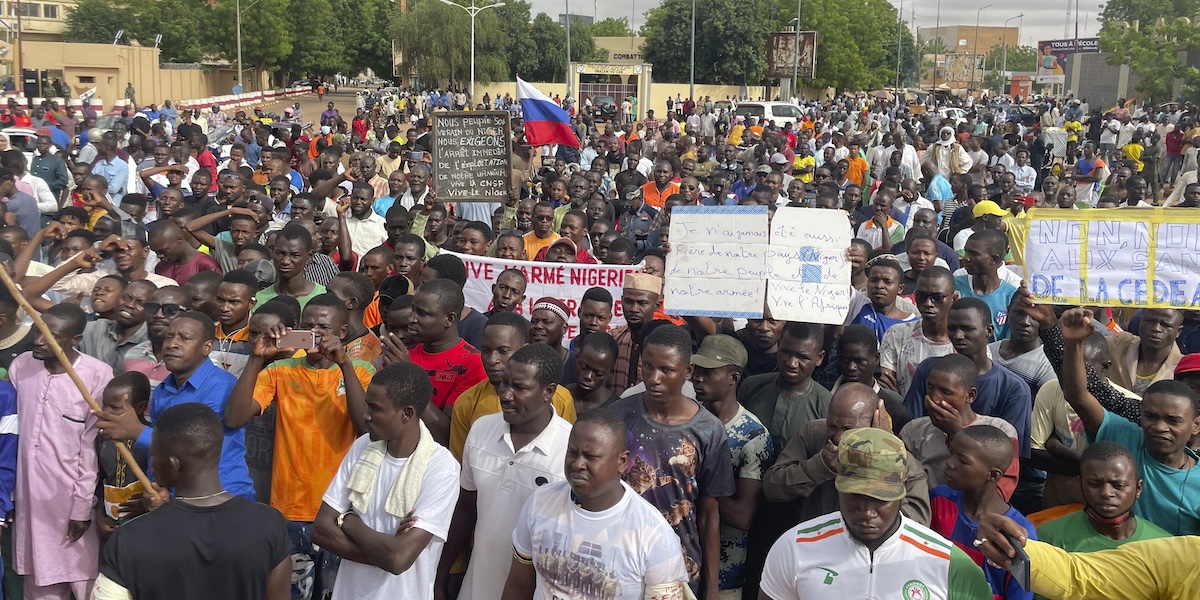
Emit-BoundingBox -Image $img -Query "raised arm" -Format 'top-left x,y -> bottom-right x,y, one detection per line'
1019,284 -> 1141,424
334,201 -> 355,272
1058,308 -> 1108,438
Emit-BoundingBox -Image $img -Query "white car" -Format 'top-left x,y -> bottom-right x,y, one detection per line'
733,101 -> 802,128
937,107 -> 968,127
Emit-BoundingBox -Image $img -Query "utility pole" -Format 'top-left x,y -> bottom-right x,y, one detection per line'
791,0 -> 802,100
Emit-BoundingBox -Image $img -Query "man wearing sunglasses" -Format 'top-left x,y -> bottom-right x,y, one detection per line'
880,266 -> 958,397
122,285 -> 190,388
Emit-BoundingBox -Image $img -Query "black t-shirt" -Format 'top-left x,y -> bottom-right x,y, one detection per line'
734,327 -> 779,378
176,123 -> 203,143
100,497 -> 288,600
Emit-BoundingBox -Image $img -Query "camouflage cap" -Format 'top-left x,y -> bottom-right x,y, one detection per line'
834,427 -> 907,502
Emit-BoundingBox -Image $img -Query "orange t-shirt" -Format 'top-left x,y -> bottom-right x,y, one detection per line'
252,357 -> 376,521
523,231 -> 560,262
640,181 -> 680,209
846,156 -> 869,188
363,290 -> 382,329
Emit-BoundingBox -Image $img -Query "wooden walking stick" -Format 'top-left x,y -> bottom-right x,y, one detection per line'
0,266 -> 159,500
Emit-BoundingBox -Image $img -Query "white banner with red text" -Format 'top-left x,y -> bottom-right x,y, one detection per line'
441,250 -> 645,339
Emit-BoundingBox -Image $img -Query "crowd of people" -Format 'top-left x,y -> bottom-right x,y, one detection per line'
0,85 -> 1193,600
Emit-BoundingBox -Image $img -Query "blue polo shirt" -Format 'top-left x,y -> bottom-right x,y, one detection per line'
134,359 -> 255,500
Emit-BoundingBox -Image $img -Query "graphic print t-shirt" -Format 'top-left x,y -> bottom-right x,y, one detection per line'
512,481 -> 690,600
410,339 -> 487,409
610,394 -> 736,583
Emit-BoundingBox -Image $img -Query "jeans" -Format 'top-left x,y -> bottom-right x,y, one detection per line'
287,521 -> 341,600
1162,153 -> 1184,183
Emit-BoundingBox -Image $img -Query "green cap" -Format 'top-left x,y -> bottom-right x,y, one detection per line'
690,334 -> 748,369
834,428 -> 907,502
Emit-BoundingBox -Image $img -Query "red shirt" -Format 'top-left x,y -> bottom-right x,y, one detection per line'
409,339 -> 487,409
155,252 -> 221,285
197,149 -> 218,192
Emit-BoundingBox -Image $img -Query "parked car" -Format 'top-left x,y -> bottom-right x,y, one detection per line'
591,96 -> 617,121
937,107 -> 968,127
733,101 -> 801,128
1005,104 -> 1040,126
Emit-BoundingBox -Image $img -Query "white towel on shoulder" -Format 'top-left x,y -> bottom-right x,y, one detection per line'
347,420 -> 436,518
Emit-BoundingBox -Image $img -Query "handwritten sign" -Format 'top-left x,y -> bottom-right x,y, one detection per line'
1023,209 -> 1200,308
431,111 -> 512,202
766,207 -> 853,324
664,206 -> 769,318
445,250 -> 644,339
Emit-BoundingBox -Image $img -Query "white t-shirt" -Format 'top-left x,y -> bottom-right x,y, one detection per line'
460,413 -> 572,600
512,481 -> 690,600
880,320 -> 955,396
323,434 -> 460,600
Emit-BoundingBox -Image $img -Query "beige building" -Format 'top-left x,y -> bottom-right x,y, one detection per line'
918,26 -> 1019,90
7,0 -> 76,42
593,37 -> 645,65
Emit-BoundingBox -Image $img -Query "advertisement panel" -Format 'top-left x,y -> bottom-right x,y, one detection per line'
1036,38 -> 1100,84
765,31 -> 817,79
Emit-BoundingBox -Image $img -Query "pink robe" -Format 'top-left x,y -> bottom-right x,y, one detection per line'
11,352 -> 112,586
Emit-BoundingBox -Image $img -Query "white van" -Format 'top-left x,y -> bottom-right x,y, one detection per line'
733,101 -> 801,128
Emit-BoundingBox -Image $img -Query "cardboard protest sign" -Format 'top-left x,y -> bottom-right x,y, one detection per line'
664,206 -> 769,318
766,207 -> 854,324
1023,209 -> 1200,308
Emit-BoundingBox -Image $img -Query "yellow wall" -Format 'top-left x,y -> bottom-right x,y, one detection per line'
19,41 -> 257,106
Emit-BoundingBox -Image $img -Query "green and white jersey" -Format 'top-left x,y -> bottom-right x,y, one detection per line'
761,511 -> 992,600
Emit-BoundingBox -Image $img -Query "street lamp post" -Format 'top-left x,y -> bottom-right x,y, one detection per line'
235,0 -> 263,92
565,0 -> 571,96
791,0 -> 802,101
971,4 -> 993,92
689,0 -> 695,100
439,0 -> 506,102
1000,14 -> 1023,94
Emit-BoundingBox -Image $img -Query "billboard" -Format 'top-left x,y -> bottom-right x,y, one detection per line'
766,31 -> 817,80
941,53 -> 985,84
1036,38 -> 1100,84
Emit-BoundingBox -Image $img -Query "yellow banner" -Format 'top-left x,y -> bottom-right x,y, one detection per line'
1022,208 -> 1200,308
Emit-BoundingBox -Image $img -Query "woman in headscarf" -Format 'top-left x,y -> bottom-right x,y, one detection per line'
923,125 -> 973,179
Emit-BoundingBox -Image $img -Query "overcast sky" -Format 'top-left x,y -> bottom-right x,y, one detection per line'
529,0 -> 1102,47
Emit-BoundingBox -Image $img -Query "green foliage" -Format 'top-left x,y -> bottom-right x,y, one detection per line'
521,12 -> 604,82
1099,0 -> 1200,101
641,0 -> 772,85
63,0 -> 126,44
775,0 -> 905,91
983,44 -> 1036,73
64,0 -> 208,62
392,0 -> 507,87
494,1 -> 540,79
642,0 -> 905,89
590,17 -> 634,37
208,0 -> 295,88
337,0 -> 397,78
285,0 -> 343,77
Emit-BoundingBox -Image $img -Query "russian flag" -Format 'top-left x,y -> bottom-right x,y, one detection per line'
517,77 -> 580,148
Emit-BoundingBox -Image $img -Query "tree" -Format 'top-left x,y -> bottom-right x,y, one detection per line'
63,0 -> 126,44
208,0 -> 295,89
1099,0 -> 1200,101
979,45 -> 1036,92
590,17 -> 634,37
64,0 -> 208,63
493,1 -> 540,79
523,12 -> 604,82
333,0 -> 396,78
772,0 -> 906,92
641,0 -> 772,85
393,0 -> 507,88
284,0 -> 344,78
